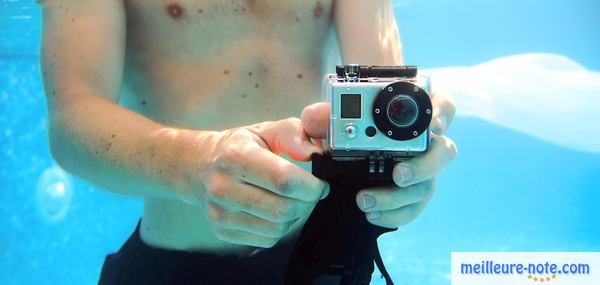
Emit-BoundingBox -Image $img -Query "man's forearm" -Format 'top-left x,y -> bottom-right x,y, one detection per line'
49,92 -> 213,203
334,0 -> 403,65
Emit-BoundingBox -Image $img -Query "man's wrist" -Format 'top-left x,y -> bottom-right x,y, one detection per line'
146,127 -> 217,204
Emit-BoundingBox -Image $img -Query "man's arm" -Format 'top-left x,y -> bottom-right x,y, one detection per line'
333,0 -> 403,65
40,0 -> 198,201
40,0 -> 326,247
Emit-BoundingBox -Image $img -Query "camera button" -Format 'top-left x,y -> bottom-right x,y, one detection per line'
343,125 -> 358,140
365,126 -> 376,137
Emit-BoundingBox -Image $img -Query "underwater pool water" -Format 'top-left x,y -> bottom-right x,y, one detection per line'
1,0 -> 599,284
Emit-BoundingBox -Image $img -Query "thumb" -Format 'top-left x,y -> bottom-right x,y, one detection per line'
251,118 -> 321,162
301,102 -> 330,139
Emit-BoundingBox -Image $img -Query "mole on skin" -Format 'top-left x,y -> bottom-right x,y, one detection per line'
166,3 -> 184,19
313,2 -> 323,18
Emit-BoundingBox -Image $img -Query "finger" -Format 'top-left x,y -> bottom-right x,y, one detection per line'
429,87 -> 456,135
251,117 -> 321,161
356,180 -> 434,212
206,174 -> 315,223
393,134 -> 457,187
215,142 -> 329,202
212,226 -> 279,248
301,102 -> 329,139
207,202 -> 296,238
364,201 -> 428,229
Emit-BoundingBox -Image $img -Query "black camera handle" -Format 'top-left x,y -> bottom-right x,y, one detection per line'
284,154 -> 397,285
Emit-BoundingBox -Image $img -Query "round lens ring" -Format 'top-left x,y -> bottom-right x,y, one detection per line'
372,81 -> 433,141
386,95 -> 419,128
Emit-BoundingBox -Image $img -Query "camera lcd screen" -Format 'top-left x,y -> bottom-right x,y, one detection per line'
341,94 -> 361,119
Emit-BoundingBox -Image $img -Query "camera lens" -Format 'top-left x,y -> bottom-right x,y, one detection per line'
386,95 -> 419,128
372,81 -> 432,141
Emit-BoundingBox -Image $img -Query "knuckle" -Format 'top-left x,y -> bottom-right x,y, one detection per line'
271,204 -> 296,223
434,135 -> 458,160
207,203 -> 227,224
285,117 -> 301,126
274,223 -> 289,237
265,222 -> 289,238
213,228 -> 225,239
229,128 -> 252,140
214,230 -> 240,245
300,106 -> 312,122
445,137 -> 458,158
214,145 -> 248,173
284,117 -> 303,132
296,203 -> 314,217
223,144 -> 244,163
431,123 -> 443,135
212,227 -> 230,242
213,155 -> 232,174
206,183 -> 227,201
445,98 -> 457,118
272,174 -> 295,194
212,155 -> 228,172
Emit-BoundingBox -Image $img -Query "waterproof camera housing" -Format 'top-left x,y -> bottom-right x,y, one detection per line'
323,64 -> 433,161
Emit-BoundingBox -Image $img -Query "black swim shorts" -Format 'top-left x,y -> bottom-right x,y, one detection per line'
98,220 -> 297,285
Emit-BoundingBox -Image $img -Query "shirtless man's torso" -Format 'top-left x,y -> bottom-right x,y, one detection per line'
39,0 -> 427,264
122,0 -> 335,254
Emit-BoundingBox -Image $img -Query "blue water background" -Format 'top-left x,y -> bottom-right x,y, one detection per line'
1,0 -> 599,284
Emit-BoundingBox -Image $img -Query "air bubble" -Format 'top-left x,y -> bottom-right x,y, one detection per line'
35,166 -> 73,223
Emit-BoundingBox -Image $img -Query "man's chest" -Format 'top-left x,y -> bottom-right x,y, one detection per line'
123,0 -> 335,57
123,0 -> 334,26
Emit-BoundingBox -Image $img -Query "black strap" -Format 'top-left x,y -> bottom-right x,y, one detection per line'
284,155 -> 398,285
373,244 -> 394,285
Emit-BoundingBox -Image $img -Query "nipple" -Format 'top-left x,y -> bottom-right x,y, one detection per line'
166,3 -> 184,19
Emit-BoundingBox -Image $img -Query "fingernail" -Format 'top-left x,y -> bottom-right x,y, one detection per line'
367,211 -> 382,221
361,194 -> 375,210
320,183 -> 330,200
399,166 -> 413,184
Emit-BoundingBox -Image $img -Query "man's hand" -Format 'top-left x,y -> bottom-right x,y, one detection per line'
190,118 -> 329,248
301,88 -> 457,228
